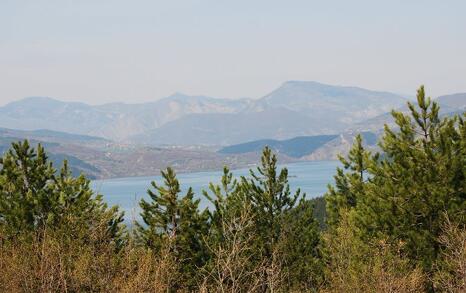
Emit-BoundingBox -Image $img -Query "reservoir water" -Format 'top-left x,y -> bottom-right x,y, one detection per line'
92,160 -> 339,223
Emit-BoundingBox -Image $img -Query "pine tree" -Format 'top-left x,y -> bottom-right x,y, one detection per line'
239,147 -> 323,289
240,146 -> 301,257
52,160 -> 125,246
325,86 -> 466,287
0,141 -> 55,233
354,86 -> 466,272
136,167 -> 209,289
325,134 -> 373,228
279,199 -> 323,290
203,166 -> 239,231
0,140 -> 124,242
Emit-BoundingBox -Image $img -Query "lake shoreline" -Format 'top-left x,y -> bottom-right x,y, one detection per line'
92,160 -> 340,223
92,159 -> 339,182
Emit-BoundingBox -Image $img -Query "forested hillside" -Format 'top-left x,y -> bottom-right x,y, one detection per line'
0,87 -> 464,292
219,134 -> 339,157
219,131 -> 378,160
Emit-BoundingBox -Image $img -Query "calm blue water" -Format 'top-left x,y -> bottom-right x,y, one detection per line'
92,160 -> 339,222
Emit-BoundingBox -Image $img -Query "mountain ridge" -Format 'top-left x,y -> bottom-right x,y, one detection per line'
0,81 -> 416,145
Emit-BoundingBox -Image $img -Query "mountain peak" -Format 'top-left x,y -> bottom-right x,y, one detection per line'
283,80 -> 325,86
14,96 -> 62,104
167,92 -> 190,99
282,80 -> 347,88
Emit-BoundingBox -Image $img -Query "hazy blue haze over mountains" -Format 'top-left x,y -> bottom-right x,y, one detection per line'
0,81 -> 408,145
0,82 -> 464,179
253,81 -> 404,121
0,94 -> 251,142
135,81 -> 407,145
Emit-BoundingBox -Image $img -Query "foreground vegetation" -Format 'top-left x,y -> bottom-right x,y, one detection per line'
0,86 -> 465,292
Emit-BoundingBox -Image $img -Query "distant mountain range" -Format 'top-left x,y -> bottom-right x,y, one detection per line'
0,94 -> 251,142
0,81 -> 408,145
0,82 -> 464,178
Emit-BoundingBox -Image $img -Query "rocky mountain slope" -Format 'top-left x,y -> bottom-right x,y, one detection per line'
0,81 -> 406,145
0,94 -> 252,141
134,81 -> 406,145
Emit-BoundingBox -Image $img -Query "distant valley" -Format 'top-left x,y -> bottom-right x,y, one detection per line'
0,127 -> 293,179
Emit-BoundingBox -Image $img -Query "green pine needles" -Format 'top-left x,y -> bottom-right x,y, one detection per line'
325,85 -> 466,291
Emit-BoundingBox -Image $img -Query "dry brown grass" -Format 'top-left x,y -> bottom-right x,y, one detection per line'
113,245 -> 179,292
0,229 -> 181,293
433,219 -> 466,293
4,212 -> 463,292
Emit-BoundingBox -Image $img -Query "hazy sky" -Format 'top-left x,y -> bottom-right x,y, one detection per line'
1,0 -> 465,105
